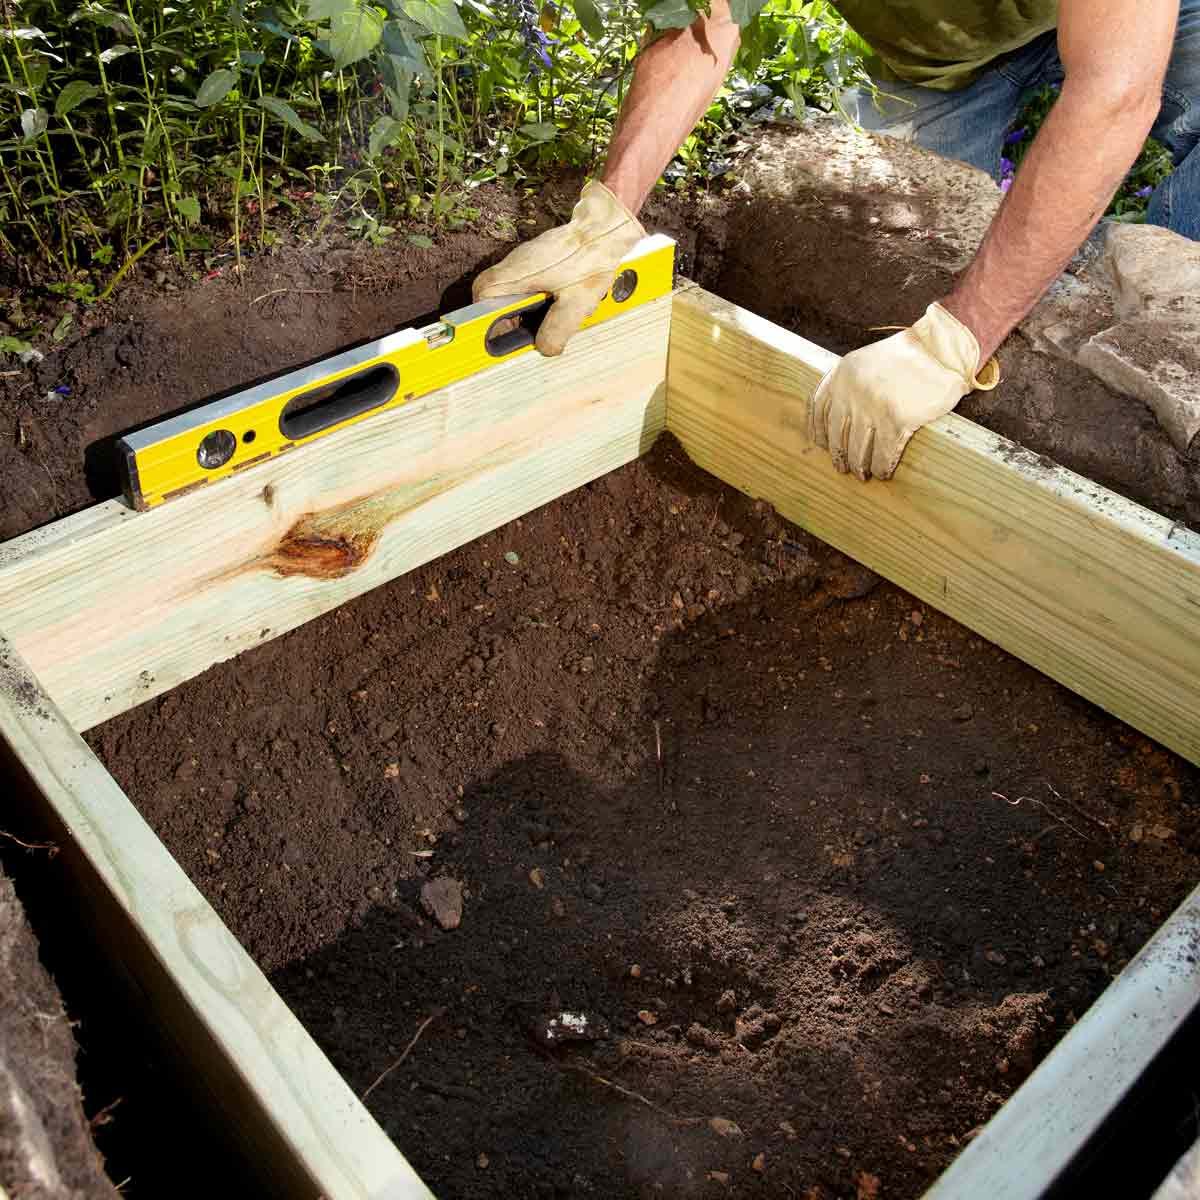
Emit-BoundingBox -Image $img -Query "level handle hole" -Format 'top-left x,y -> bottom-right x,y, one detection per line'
485,298 -> 551,357
279,364 -> 399,441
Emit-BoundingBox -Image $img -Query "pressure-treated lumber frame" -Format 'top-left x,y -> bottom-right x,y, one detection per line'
668,285 -> 1200,766
0,294 -> 670,1199
1,283 -> 1198,1200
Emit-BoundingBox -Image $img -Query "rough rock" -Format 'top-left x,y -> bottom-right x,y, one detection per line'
0,870 -> 119,1198
420,876 -> 464,930
1077,225 -> 1200,451
1020,223 -> 1200,452
1153,1136 -> 1200,1200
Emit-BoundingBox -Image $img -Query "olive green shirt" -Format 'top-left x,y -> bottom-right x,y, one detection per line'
836,1 -> 1059,90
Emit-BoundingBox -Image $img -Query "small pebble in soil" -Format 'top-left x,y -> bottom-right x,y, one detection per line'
715,989 -> 737,1014
752,1152 -> 766,1173
637,1010 -> 658,1026
476,1153 -> 488,1170
857,1170 -> 882,1198
529,1010 -> 610,1048
984,949 -> 1007,965
709,1117 -> 742,1138
952,703 -> 974,722
529,867 -> 545,889
504,551 -> 520,565
420,877 -> 463,930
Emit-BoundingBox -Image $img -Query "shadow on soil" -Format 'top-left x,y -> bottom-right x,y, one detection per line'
265,534 -> 1197,1196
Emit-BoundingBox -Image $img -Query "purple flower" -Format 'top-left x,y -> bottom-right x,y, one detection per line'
1134,184 -> 1154,199
1000,156 -> 1015,177
1000,177 -> 1013,194
1004,127 -> 1027,145
511,0 -> 553,69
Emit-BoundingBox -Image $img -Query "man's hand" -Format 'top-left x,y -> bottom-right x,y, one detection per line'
809,303 -> 999,480
472,181 -> 644,357
473,0 -> 739,357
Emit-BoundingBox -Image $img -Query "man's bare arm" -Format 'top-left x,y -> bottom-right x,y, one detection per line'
942,0 -> 1176,363
601,2 -> 741,213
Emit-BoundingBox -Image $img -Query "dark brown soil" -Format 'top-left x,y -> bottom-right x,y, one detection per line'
2,132 -> 1200,1198
84,432 -> 1200,1198
0,866 -> 119,1199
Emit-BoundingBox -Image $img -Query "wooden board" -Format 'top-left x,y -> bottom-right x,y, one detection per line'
0,294 -> 670,732
0,633 -> 434,1200
666,286 -> 1200,765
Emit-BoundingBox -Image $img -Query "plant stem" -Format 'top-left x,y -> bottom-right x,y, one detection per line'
97,232 -> 164,302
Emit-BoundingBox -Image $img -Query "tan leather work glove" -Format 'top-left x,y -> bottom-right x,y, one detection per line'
809,302 -> 1000,481
472,180 -> 645,357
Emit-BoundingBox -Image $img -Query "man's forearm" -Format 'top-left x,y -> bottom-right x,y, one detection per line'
942,0 -> 1176,364
601,3 -> 740,213
942,83 -> 1159,362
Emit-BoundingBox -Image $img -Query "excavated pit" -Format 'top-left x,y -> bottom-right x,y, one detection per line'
2,127 -> 1199,1198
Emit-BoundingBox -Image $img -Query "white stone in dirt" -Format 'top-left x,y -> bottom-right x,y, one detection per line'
420,876 -> 464,930
1074,225 -> 1200,452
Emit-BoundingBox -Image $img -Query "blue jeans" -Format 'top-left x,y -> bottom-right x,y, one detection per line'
846,2 -> 1200,240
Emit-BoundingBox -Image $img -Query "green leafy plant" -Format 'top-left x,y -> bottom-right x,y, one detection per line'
1003,83 -> 1174,220
0,0 -> 861,289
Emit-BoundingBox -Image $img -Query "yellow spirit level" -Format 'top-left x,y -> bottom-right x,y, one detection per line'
117,234 -> 675,510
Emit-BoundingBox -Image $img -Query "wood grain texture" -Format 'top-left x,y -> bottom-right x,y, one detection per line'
0,634 -> 433,1200
667,286 -> 1200,764
0,296 -> 669,732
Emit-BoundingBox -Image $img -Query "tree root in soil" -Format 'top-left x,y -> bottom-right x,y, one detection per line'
361,1007 -> 446,1102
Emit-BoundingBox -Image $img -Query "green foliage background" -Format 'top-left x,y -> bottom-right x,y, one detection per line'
0,0 -> 868,281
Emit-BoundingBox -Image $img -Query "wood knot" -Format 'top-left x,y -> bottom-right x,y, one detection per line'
270,529 -> 378,579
